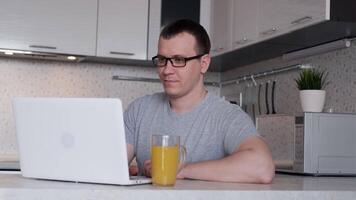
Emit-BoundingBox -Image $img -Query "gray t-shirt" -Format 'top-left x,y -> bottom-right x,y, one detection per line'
124,92 -> 258,171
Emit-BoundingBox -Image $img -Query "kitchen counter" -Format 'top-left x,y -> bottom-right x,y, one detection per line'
0,173 -> 355,200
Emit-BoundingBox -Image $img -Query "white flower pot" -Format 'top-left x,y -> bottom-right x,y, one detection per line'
299,90 -> 326,112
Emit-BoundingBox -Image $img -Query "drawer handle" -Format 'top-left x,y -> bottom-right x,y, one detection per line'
29,45 -> 57,50
110,51 -> 135,56
260,27 -> 277,36
291,16 -> 313,25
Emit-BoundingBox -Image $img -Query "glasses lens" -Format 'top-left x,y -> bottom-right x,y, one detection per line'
153,56 -> 167,67
172,57 -> 186,67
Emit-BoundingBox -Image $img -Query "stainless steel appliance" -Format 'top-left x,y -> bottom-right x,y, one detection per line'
279,112 -> 356,175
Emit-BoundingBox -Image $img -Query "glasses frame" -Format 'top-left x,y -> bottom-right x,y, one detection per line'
152,54 -> 206,68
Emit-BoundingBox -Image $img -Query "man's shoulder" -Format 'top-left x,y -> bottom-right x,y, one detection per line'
203,93 -> 252,124
128,92 -> 166,109
206,94 -> 242,114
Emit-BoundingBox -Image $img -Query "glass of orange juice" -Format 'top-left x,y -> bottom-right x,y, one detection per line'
151,135 -> 186,186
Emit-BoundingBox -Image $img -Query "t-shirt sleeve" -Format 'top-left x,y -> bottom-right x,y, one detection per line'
223,107 -> 259,155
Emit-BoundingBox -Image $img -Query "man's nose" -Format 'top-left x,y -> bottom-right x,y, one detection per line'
162,59 -> 175,73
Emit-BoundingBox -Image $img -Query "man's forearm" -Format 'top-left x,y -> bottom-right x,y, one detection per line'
127,144 -> 135,164
177,139 -> 275,183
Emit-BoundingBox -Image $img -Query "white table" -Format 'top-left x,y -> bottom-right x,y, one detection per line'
0,173 -> 355,200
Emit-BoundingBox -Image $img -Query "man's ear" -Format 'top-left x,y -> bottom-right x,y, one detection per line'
200,54 -> 211,74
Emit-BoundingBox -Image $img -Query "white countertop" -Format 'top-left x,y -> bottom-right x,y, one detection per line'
0,173 -> 355,200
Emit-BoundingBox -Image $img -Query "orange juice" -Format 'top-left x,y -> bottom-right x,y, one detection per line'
151,145 -> 179,186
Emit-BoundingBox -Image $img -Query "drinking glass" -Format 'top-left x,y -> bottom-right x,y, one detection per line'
151,135 -> 186,186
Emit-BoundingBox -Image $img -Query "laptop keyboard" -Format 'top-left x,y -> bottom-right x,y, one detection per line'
130,175 -> 150,180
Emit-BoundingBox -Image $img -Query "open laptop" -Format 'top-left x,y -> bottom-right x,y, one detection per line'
12,97 -> 151,185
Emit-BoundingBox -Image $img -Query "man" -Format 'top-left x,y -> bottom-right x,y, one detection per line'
124,19 -> 275,183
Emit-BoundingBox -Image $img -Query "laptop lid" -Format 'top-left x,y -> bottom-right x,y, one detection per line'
13,97 -> 150,185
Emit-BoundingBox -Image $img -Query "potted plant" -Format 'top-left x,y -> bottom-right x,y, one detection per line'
295,68 -> 328,112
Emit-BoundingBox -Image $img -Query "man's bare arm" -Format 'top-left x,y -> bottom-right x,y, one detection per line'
177,136 -> 275,183
127,144 -> 135,164
127,144 -> 140,175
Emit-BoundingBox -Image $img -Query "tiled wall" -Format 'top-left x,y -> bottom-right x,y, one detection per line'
221,40 -> 356,116
0,57 -> 220,160
2,40 -> 355,162
220,40 -> 356,162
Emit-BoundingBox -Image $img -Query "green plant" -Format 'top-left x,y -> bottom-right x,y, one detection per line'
295,68 -> 328,90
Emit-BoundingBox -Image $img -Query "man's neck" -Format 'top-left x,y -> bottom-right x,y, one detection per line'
169,87 -> 208,114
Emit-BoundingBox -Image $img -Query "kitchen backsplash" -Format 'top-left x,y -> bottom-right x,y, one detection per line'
0,57 -> 219,160
221,40 -> 356,116
220,40 -> 356,162
1,40 -> 356,162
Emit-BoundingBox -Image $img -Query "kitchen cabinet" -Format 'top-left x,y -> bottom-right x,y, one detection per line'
258,0 -> 291,40
96,0 -> 149,60
0,0 -> 97,56
258,0 -> 328,40
232,0 -> 259,49
148,0 -> 211,59
284,0 -> 328,31
209,0 -> 233,56
209,0 -> 328,56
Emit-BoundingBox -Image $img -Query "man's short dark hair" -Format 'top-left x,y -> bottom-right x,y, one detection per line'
160,19 -> 211,55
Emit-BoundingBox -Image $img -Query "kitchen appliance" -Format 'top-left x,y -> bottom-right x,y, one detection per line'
281,112 -> 356,175
257,112 -> 356,175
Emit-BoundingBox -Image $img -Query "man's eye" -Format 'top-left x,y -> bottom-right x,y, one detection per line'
157,57 -> 166,62
173,57 -> 185,63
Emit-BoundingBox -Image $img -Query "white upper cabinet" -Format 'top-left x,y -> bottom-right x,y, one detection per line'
209,0 -> 233,56
285,0 -> 328,31
0,0 -> 97,55
258,0 -> 293,39
258,0 -> 328,40
97,0 -> 149,60
232,0 -> 259,48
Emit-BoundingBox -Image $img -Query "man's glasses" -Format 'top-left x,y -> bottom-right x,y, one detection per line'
152,54 -> 205,68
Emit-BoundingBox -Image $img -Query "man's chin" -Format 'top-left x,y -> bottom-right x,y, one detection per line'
164,89 -> 181,99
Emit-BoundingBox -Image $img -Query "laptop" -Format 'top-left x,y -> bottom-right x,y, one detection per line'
12,97 -> 151,185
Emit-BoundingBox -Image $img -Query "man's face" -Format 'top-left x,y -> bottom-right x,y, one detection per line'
157,32 -> 210,99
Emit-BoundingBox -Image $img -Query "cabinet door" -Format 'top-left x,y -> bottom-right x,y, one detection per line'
209,0 -> 233,55
258,0 -> 292,39
232,0 -> 258,48
0,0 -> 97,56
97,0 -> 149,60
286,0 -> 328,31
258,0 -> 328,40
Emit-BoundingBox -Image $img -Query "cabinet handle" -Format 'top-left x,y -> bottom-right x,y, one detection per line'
260,27 -> 277,36
291,16 -> 313,25
211,47 -> 225,52
234,38 -> 249,45
110,51 -> 135,56
29,45 -> 57,50
211,47 -> 223,52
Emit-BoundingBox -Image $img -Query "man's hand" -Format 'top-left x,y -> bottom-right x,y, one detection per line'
176,162 -> 188,179
129,165 -> 139,176
143,160 -> 152,177
176,170 -> 185,179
